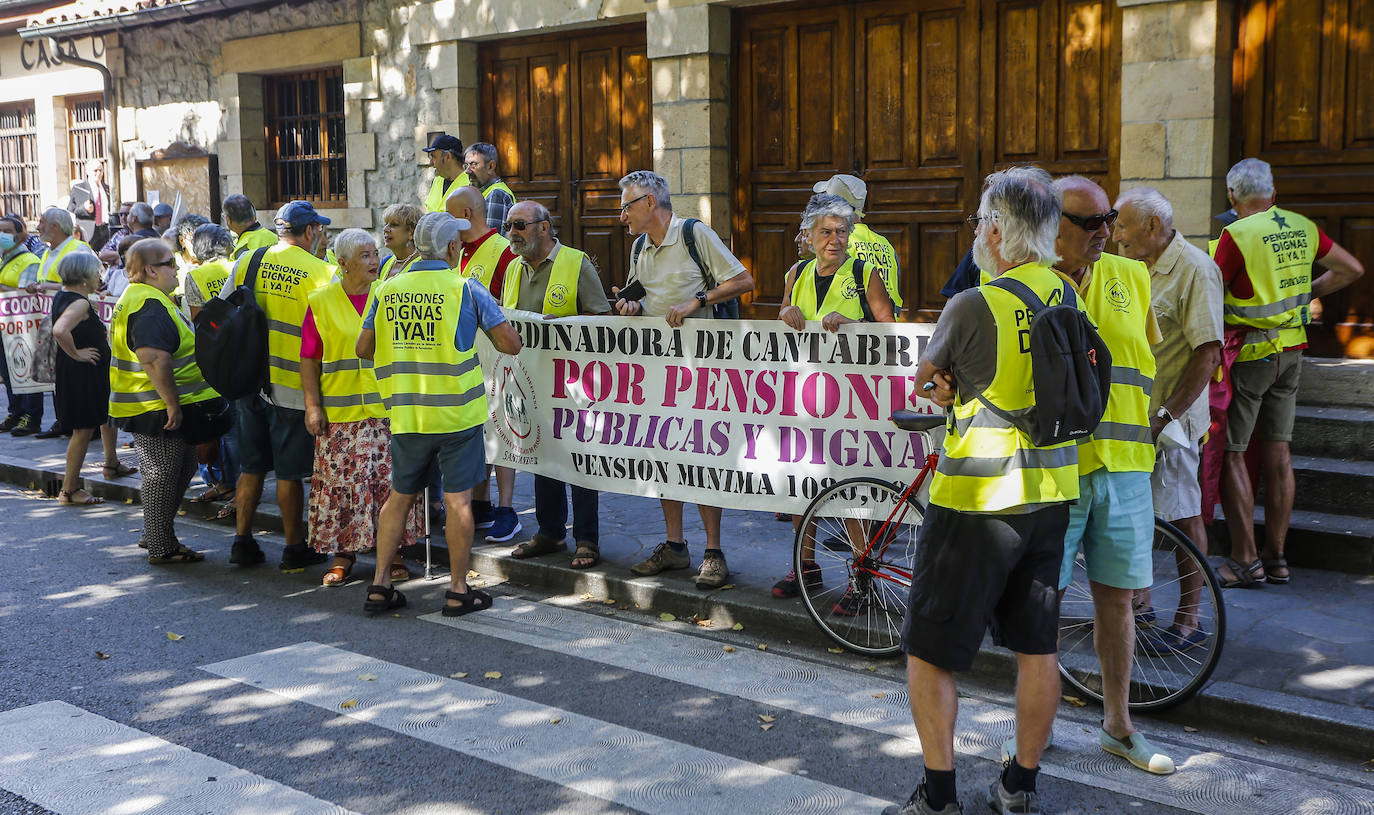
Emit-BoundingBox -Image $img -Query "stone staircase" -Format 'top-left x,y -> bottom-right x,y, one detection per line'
1214,358 -> 1374,574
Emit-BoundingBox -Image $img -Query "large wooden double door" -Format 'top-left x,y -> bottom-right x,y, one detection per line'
479,27 -> 650,296
733,0 -> 1121,317
1234,0 -> 1374,357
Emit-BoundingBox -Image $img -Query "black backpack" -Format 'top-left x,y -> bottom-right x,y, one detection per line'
975,277 -> 1112,447
631,218 -> 741,319
193,246 -> 269,401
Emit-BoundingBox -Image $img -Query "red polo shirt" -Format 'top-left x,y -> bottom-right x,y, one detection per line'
459,228 -> 518,298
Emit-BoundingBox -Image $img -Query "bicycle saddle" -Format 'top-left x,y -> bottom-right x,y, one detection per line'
890,409 -> 946,432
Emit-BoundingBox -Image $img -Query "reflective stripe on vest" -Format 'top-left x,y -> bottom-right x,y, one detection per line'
108,283 -> 218,417
928,262 -> 1080,512
37,238 -> 93,284
1221,207 -> 1318,362
307,280 -> 385,423
0,251 -> 38,288
372,269 -> 487,434
424,172 -> 472,213
460,233 -> 512,290
1070,253 -> 1156,475
789,258 -> 865,322
847,223 -> 902,307
232,244 -> 332,399
502,246 -> 583,317
232,227 -> 277,260
187,258 -> 234,301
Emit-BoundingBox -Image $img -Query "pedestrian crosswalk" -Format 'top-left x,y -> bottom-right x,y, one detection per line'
1,598 -> 1372,815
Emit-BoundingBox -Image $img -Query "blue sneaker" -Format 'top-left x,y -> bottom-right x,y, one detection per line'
485,506 -> 522,543
471,500 -> 494,530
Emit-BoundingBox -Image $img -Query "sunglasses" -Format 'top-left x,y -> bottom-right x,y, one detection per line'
502,218 -> 547,232
147,259 -> 177,271
1062,209 -> 1118,232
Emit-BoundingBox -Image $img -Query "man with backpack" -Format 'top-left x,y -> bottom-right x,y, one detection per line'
614,170 -> 755,589
1044,176 -> 1174,777
889,167 -> 1083,815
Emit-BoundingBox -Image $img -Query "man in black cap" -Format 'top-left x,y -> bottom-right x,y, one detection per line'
422,134 -> 471,213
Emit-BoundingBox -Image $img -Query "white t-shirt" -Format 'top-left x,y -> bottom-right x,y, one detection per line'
628,216 -> 745,318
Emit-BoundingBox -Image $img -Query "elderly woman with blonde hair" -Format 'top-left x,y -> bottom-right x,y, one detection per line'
301,228 -> 423,586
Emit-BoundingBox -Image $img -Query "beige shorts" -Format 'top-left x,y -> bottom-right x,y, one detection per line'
1226,348 -> 1302,451
1151,438 -> 1202,522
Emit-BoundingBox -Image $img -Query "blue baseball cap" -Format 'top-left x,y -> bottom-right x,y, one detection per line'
274,200 -> 331,229
152,203 -> 173,217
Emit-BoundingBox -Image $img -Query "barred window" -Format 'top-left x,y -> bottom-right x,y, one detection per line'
0,103 -> 39,222
264,68 -> 346,206
67,94 -> 107,184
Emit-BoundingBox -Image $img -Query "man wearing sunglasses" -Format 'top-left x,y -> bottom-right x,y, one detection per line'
1043,176 -> 1174,778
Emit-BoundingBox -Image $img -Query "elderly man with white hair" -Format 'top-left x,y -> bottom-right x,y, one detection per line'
1112,187 -> 1223,606
33,207 -> 94,289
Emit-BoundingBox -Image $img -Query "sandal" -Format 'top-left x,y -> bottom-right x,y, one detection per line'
102,461 -> 137,478
213,500 -> 237,520
148,545 -> 204,564
1262,556 -> 1290,585
363,584 -> 406,615
509,533 -> 565,560
322,553 -> 356,587
442,587 -> 492,617
1217,557 -> 1264,589
570,542 -> 600,570
389,561 -> 412,583
190,484 -> 233,503
58,488 -> 104,506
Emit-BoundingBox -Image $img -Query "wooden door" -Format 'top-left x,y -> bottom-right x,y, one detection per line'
1234,0 -> 1374,357
480,26 -> 650,296
733,0 -> 1120,319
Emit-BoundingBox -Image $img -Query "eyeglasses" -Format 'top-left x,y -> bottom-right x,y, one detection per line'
1062,209 -> 1118,232
619,193 -> 650,214
502,218 -> 548,232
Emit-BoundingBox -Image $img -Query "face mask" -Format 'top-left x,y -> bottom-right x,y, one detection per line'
0,233 -> 14,251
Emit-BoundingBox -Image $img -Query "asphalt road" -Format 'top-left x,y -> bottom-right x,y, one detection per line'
1,485 -> 1368,815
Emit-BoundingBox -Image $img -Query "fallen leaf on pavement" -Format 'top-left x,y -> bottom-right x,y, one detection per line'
731,623 -> 744,631
95,651 -> 110,660
759,714 -> 777,723
580,593 -> 595,601
603,599 -> 616,605
872,693 -> 886,699
695,619 -> 713,627
659,613 -> 676,622
723,646 -> 735,653
1183,726 -> 1198,733
358,673 -> 378,682
827,647 -> 843,654
1061,695 -> 1086,707
339,699 -> 357,709
757,644 -> 768,651
719,584 -> 735,591
467,570 -> 481,579
865,666 -> 878,672
760,723 -> 775,731
1253,737 -> 1268,745
549,717 -> 562,724
450,672 -> 468,678
166,632 -> 184,641
484,671 -> 502,680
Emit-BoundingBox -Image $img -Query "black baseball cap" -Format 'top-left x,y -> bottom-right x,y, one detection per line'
423,133 -> 463,154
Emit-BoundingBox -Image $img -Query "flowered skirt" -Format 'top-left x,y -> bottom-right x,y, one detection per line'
308,417 -> 424,554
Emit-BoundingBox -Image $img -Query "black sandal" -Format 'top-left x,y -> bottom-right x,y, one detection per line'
442,587 -> 492,617
363,584 -> 407,615
148,545 -> 204,564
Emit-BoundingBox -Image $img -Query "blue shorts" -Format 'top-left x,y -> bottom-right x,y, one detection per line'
235,395 -> 314,481
390,427 -> 486,495
1059,468 -> 1154,590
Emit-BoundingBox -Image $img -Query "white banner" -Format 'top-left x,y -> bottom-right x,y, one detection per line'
477,311 -> 942,514
0,290 -> 118,394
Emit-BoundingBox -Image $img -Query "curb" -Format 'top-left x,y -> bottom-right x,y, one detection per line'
4,454 -> 1371,758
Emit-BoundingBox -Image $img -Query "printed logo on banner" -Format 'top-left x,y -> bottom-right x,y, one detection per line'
490,360 -> 541,465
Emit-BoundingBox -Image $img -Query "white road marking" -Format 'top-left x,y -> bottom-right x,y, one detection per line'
202,642 -> 889,815
0,700 -> 357,815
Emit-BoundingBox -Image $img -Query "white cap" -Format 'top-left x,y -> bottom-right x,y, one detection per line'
414,212 -> 468,259
813,174 -> 867,214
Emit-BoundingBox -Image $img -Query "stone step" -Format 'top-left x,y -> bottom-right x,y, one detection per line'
1298,357 -> 1374,408
1290,405 -> 1374,460
1279,455 -> 1374,515
1211,505 -> 1374,575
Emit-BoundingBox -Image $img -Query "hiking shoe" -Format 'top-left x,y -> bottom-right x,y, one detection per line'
1100,729 -> 1174,774
832,584 -> 865,616
0,414 -> 18,433
485,506 -> 522,543
988,777 -> 1039,814
229,537 -> 265,566
695,550 -> 729,589
772,561 -> 822,598
883,783 -> 962,814
471,500 -> 494,530
279,544 -> 327,572
9,416 -> 38,436
631,542 -> 690,576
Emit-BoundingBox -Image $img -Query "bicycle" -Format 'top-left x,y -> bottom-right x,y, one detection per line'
794,408 -> 1226,711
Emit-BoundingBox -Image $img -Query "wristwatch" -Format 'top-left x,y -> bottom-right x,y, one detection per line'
695,291 -> 708,309
1155,406 -> 1174,422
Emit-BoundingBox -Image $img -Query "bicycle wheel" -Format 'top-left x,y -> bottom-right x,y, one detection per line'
1058,518 -> 1226,712
794,476 -> 923,656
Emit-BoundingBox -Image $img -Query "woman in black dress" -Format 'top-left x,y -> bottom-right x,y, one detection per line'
51,252 -> 132,505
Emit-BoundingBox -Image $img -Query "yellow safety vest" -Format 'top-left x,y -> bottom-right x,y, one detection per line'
108,283 -> 218,417
0,250 -> 38,288
789,258 -> 866,322
424,172 -> 472,213
848,223 -> 902,308
307,281 -> 385,423
230,244 -> 332,400
1066,253 -> 1156,475
459,233 -> 514,290
37,238 -> 93,283
232,226 -> 277,260
483,180 -> 516,202
502,246 -> 583,317
1221,207 -> 1319,362
372,268 -> 487,435
929,262 -> 1080,512
187,258 -> 235,301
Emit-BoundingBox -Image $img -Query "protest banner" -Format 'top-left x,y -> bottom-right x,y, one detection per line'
0,290 -> 119,394
477,311 -> 941,514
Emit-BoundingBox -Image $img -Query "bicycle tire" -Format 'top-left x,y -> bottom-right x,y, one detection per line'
794,476 -> 923,657
1058,518 -> 1226,712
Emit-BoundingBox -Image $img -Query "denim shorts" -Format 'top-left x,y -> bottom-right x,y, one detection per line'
1059,468 -> 1155,590
235,394 -> 314,481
